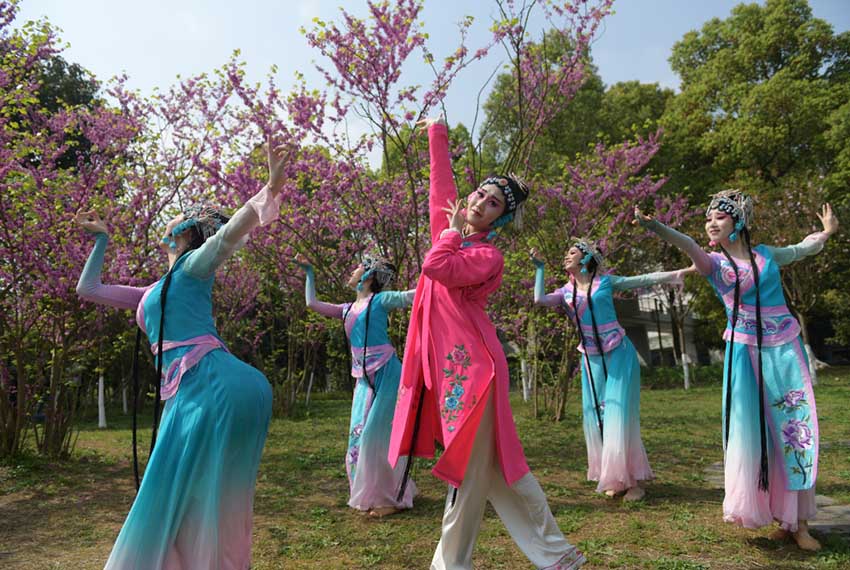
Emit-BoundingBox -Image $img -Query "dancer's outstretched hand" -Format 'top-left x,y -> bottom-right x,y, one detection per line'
294,253 -> 312,271
817,203 -> 839,236
633,206 -> 653,226
441,199 -> 465,234
267,134 -> 288,194
415,114 -> 447,132
529,248 -> 545,267
74,210 -> 108,235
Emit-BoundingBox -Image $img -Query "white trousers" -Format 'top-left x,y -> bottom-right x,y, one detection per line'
431,395 -> 585,570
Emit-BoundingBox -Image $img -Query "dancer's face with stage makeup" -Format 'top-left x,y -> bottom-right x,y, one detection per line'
563,246 -> 584,274
465,184 -> 507,232
346,263 -> 365,289
346,263 -> 375,292
705,209 -> 735,245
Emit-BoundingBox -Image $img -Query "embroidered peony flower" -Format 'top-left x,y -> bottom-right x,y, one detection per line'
445,396 -> 459,410
452,384 -> 465,398
720,264 -> 738,286
351,424 -> 364,438
348,447 -> 360,465
719,262 -> 751,287
449,347 -> 466,364
783,390 -> 806,409
782,419 -> 813,452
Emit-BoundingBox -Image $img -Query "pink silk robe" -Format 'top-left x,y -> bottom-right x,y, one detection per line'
388,123 -> 530,488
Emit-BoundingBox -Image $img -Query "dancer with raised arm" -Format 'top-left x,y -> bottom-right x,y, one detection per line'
531,242 -> 693,501
296,252 -> 417,517
75,138 -> 287,569
635,193 -> 838,550
389,116 -> 585,570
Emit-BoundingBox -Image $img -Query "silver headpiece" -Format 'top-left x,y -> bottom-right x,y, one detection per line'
360,254 -> 396,290
706,189 -> 754,229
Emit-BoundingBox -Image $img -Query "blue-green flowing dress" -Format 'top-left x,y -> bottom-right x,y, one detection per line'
77,186 -> 278,569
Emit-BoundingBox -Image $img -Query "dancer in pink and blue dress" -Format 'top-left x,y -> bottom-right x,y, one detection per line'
636,192 -> 839,551
296,253 -> 417,517
74,140 -> 288,569
532,241 -> 691,501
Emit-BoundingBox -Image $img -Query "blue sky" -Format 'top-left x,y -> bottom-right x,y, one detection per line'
17,0 -> 850,135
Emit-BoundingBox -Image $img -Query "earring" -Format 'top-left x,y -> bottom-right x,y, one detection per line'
357,269 -> 372,292
731,219 -> 745,242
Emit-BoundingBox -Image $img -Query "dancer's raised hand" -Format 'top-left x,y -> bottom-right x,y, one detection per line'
415,114 -> 447,132
529,248 -> 545,267
633,206 -> 653,226
817,203 -> 839,236
294,253 -> 312,271
74,210 -> 108,235
267,134 -> 288,194
441,198 -> 465,234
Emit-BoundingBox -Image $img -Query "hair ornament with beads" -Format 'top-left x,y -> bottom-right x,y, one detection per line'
572,238 -> 604,274
357,253 -> 396,292
479,172 -> 530,236
161,203 -> 229,250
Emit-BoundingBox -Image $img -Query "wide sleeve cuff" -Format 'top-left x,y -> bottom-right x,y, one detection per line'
247,184 -> 282,227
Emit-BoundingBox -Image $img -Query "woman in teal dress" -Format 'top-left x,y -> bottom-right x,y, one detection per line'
296,253 -> 416,517
74,141 -> 287,569
532,241 -> 691,501
636,192 -> 839,550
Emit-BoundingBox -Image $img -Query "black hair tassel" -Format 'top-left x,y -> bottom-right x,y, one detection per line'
397,386 -> 424,503
718,246 -> 740,451
571,268 -> 605,442
744,230 -> 769,492
131,328 -> 142,491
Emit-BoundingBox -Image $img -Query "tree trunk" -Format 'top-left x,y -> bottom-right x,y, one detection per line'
305,347 -> 318,407
654,300 -> 665,366
532,354 -> 539,419
15,342 -> 27,455
520,357 -> 531,402
522,319 -> 537,403
678,322 -> 690,390
98,374 -> 107,428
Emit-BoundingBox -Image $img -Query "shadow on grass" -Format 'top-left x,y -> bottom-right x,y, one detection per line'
0,452 -> 134,561
817,481 -> 850,499
746,532 -> 850,569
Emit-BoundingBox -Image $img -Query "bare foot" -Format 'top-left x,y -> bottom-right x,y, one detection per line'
623,486 -> 646,502
604,489 -> 617,498
792,521 -> 821,551
368,506 -> 401,518
768,528 -> 790,542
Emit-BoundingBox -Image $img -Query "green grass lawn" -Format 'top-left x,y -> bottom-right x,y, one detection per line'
1,367 -> 849,569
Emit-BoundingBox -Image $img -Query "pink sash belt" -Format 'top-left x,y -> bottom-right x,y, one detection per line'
350,343 -> 396,378
151,334 -> 228,400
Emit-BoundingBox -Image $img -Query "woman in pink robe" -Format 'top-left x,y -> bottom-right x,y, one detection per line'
389,117 -> 585,570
